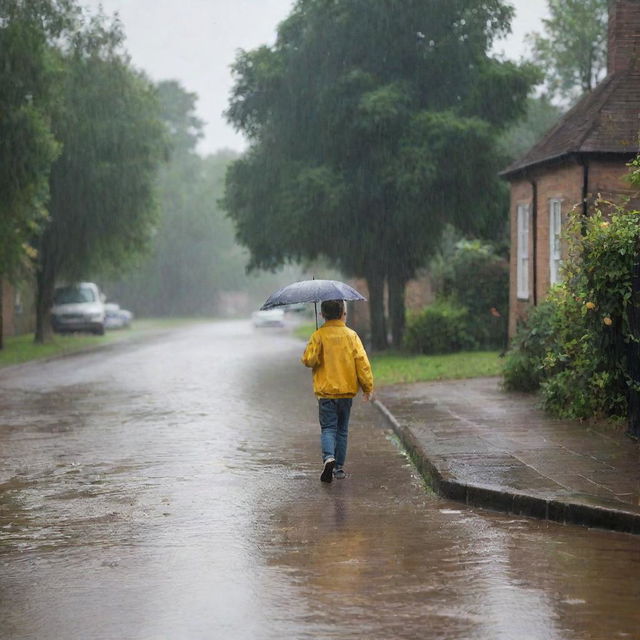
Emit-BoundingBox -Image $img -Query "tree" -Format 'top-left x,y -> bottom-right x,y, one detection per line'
225,0 -> 538,348
500,95 -> 563,161
527,0 -> 608,103
105,81 -> 248,317
34,12 -> 166,342
0,0 -> 77,346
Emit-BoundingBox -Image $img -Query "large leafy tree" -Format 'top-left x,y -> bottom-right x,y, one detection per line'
34,13 -> 166,342
0,0 -> 76,346
225,0 -> 538,348
527,0 -> 608,103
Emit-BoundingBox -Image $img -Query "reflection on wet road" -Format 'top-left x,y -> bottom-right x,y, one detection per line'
0,321 -> 638,639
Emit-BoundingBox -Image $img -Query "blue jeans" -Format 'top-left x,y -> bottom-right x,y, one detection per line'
318,398 -> 353,467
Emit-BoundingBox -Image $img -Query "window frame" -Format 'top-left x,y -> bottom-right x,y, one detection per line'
549,198 -> 563,286
516,203 -> 530,300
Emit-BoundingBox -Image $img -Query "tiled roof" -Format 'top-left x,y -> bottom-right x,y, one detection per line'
502,69 -> 640,178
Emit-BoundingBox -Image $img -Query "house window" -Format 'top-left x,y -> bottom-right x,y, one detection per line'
516,203 -> 530,300
549,199 -> 562,285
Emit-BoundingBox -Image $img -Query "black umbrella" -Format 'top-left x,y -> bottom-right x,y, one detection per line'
260,279 -> 367,328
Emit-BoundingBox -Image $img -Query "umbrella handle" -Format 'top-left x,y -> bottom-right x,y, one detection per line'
314,302 -> 318,330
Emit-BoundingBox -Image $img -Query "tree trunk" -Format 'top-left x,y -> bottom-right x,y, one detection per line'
0,278 -> 4,350
366,272 -> 388,351
388,271 -> 408,349
34,249 -> 55,344
627,252 -> 640,439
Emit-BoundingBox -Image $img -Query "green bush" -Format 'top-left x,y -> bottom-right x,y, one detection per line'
435,239 -> 508,349
502,298 -> 559,391
403,300 -> 476,354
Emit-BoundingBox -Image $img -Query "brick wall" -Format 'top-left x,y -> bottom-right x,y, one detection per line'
589,159 -> 638,202
534,163 -> 583,297
508,157 -> 640,337
608,0 -> 640,75
508,161 -> 584,337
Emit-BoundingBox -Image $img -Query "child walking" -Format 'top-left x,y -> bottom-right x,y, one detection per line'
301,299 -> 374,483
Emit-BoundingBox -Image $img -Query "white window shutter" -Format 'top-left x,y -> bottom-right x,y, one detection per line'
517,204 -> 530,299
549,200 -> 562,285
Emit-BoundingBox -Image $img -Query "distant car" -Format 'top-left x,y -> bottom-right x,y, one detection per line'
104,303 -> 134,330
251,308 -> 285,328
51,282 -> 106,335
283,303 -> 307,313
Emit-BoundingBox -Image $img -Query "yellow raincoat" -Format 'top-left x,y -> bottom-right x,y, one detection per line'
301,319 -> 374,398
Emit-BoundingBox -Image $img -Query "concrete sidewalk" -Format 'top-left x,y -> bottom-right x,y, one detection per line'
375,377 -> 640,535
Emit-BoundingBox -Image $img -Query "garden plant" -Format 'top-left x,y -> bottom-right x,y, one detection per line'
504,159 -> 640,420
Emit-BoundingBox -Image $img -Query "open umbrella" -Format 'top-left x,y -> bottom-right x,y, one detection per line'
260,279 -> 367,328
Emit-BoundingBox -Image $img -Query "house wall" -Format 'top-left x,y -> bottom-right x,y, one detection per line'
534,163 -> 584,298
508,157 -> 639,337
589,159 -> 638,203
508,161 -> 583,337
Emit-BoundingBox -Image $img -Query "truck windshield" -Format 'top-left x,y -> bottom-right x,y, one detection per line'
54,286 -> 96,304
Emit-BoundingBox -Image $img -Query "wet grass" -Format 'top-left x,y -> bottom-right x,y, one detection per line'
292,323 -> 502,384
293,322 -> 317,340
0,318 -> 205,369
372,351 -> 503,385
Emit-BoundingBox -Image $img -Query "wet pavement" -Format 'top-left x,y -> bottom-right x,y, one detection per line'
0,321 -> 639,639
377,378 -> 640,533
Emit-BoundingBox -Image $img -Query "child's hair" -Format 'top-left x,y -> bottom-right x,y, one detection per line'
321,299 -> 344,320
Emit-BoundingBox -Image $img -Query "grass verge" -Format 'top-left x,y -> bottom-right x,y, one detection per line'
293,322 -> 317,341
371,350 -> 503,385
292,322 -> 502,385
0,318 -> 205,369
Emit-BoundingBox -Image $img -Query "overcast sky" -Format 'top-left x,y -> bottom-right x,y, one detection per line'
83,0 -> 550,155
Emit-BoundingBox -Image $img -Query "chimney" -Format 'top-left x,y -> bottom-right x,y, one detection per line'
608,0 -> 640,74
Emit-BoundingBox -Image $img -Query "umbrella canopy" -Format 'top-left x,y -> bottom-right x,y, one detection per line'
260,279 -> 366,310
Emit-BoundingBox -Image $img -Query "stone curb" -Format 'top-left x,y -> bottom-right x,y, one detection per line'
373,399 -> 640,536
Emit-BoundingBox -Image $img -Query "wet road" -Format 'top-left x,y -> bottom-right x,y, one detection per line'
0,321 -> 639,640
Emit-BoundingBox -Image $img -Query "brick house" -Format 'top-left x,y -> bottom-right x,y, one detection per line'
502,0 -> 640,336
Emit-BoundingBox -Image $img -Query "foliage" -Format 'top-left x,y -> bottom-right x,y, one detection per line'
527,0 -> 608,103
371,350 -> 503,386
403,299 -> 476,355
434,240 -> 508,349
224,0 -> 540,349
0,0 -> 76,277
503,172 -> 640,419
503,296 -> 567,392
34,11 -> 167,341
500,95 -> 563,162
107,81 -> 302,317
44,15 -> 166,279
107,81 -> 238,314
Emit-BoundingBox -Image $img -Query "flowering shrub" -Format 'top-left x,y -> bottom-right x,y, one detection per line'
503,179 -> 640,419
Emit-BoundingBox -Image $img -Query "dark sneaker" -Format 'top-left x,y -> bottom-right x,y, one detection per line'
321,457 -> 335,483
333,468 -> 346,480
